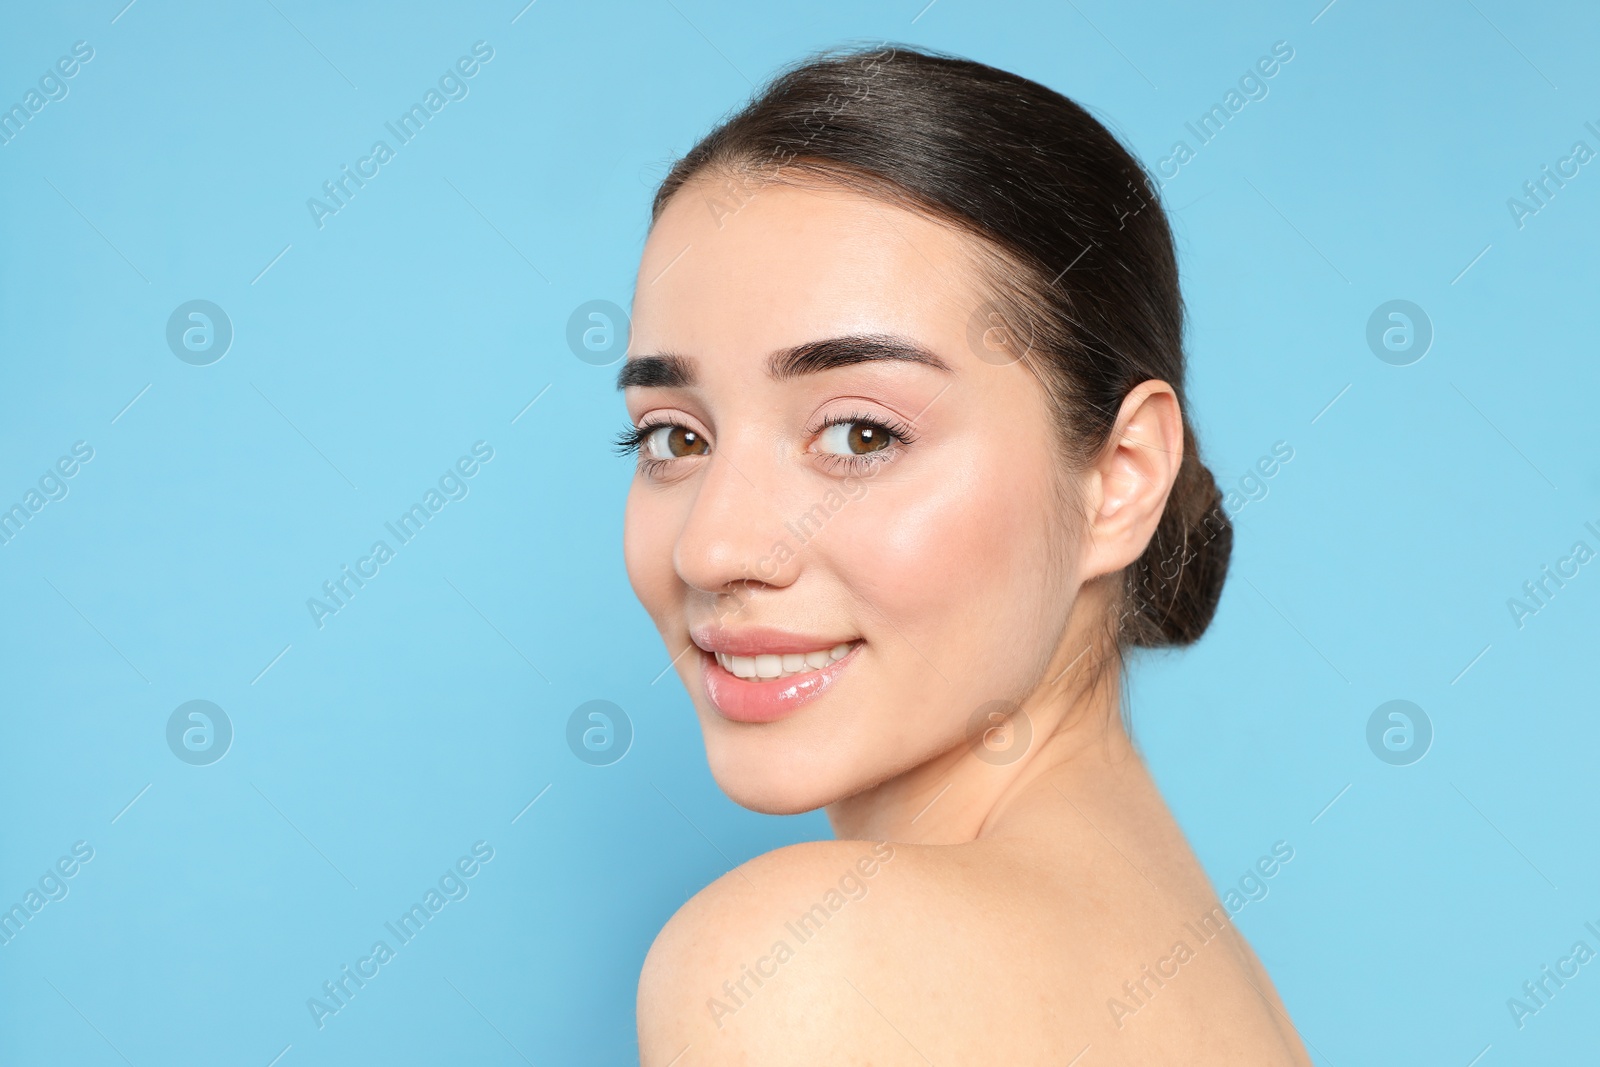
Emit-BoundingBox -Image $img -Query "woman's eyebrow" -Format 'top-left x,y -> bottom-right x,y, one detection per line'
767,334 -> 953,381
616,334 -> 952,390
615,353 -> 694,390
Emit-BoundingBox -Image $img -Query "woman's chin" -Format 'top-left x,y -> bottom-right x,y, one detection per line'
708,768 -> 834,815
702,746 -> 847,816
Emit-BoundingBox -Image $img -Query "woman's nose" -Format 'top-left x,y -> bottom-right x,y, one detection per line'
672,445 -> 800,597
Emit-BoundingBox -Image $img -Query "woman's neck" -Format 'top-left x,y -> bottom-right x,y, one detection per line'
825,613 -> 1139,845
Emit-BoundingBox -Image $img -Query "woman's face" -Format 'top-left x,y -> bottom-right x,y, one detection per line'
622,176 -> 1089,814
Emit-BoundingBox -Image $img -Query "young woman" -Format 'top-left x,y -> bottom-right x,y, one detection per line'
618,43 -> 1311,1065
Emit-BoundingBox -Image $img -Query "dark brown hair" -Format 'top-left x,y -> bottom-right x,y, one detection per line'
648,42 -> 1231,652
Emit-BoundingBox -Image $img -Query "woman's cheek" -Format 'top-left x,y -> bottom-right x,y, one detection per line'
622,486 -> 678,625
842,453 -> 1035,647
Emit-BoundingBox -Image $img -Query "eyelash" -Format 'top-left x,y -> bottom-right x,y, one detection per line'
611,422 -> 659,458
613,410 -> 917,477
809,409 -> 917,474
612,418 -> 680,479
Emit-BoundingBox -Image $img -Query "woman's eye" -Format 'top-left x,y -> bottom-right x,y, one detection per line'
816,420 -> 893,456
643,424 -> 708,460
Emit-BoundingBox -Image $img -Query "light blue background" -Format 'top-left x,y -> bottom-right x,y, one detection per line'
2,1 -> 1596,1063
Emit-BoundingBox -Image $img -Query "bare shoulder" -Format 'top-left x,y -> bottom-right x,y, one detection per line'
636,833 -> 1311,1066
637,839 -> 904,1065
635,836 -> 1080,1066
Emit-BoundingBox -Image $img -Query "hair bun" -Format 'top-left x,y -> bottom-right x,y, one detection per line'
1121,429 -> 1233,648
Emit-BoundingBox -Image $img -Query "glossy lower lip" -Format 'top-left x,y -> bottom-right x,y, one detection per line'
700,644 -> 859,724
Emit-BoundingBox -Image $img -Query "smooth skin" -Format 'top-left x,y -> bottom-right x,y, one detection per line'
622,174 -> 1311,1065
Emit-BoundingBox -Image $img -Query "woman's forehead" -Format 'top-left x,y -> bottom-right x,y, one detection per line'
631,179 -> 985,356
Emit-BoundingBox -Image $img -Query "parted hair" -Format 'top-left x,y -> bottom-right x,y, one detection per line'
649,42 -> 1231,650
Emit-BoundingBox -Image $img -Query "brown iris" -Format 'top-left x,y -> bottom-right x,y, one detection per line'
660,426 -> 707,458
846,422 -> 889,454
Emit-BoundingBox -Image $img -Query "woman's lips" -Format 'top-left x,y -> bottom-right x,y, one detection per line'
700,642 -> 860,723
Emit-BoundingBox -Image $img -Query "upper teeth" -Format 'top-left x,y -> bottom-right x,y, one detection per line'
716,643 -> 855,680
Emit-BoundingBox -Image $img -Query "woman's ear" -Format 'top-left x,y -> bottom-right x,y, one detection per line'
1078,380 -> 1184,581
